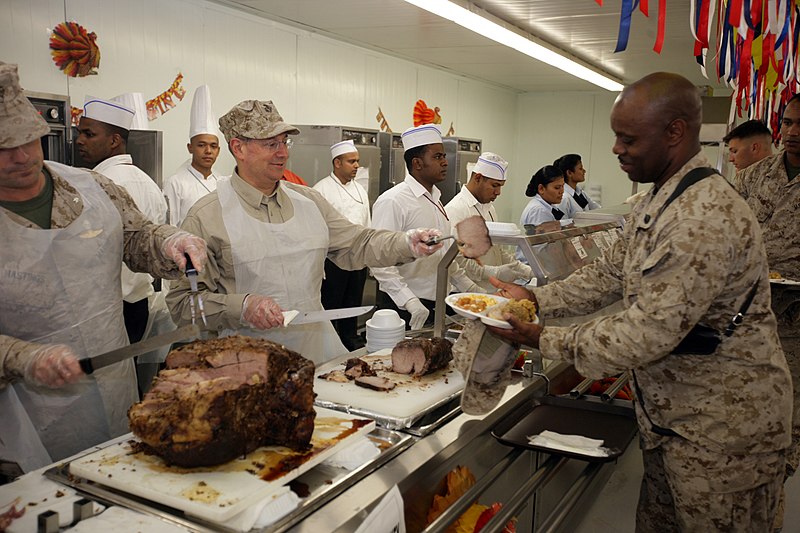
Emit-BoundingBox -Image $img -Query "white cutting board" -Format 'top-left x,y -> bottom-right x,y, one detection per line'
314,350 -> 465,423
68,407 -> 374,523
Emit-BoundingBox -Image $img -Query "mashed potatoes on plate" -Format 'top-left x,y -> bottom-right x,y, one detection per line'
487,299 -> 538,323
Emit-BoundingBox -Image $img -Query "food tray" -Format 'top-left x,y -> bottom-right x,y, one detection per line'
45,427 -> 412,533
492,395 -> 637,463
314,350 -> 465,430
770,278 -> 800,286
64,408 -> 374,523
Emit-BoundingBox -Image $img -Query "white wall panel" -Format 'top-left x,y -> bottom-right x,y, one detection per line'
415,69 -> 459,131
296,36 -> 366,125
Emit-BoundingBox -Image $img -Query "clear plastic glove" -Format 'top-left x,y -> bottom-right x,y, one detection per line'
485,262 -> 532,282
405,228 -> 444,258
161,231 -> 208,273
405,297 -> 430,330
24,344 -> 84,388
242,294 -> 285,330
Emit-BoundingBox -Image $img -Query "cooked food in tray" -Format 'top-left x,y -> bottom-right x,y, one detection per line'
770,271 -> 783,279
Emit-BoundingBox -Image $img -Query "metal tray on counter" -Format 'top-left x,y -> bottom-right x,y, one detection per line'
491,394 -> 637,463
44,427 -> 413,532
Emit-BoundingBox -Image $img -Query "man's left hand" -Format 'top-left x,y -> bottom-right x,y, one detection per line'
162,231 -> 208,272
485,314 -> 544,349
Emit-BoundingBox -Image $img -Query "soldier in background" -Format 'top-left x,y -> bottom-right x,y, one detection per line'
733,96 -> 800,531
489,72 -> 792,531
723,119 -> 773,172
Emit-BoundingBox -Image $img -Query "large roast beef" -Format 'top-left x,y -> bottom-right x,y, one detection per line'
391,337 -> 453,376
128,336 -> 316,467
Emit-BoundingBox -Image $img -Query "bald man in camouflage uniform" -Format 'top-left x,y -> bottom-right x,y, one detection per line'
489,72 -> 792,532
734,94 -> 800,530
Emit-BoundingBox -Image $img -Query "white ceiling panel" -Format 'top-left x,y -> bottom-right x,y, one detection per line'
217,0 -> 728,93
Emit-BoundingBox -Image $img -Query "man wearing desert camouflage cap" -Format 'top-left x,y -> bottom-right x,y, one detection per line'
166,99 -> 446,365
0,61 -> 208,474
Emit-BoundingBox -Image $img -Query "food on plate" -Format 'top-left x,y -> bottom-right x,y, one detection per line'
344,357 -> 377,379
453,294 -> 497,313
318,369 -> 349,383
354,375 -> 396,391
487,299 -> 538,323
128,336 -> 316,467
769,271 -> 783,279
392,337 -> 453,376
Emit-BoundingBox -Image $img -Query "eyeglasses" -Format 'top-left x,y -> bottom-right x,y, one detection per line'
244,137 -> 294,151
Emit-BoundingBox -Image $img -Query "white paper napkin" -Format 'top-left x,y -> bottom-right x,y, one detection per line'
220,486 -> 300,532
322,438 -> 381,471
527,430 -> 610,457
66,506 -> 191,532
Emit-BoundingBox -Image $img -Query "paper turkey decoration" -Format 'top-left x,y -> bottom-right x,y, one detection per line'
50,22 -> 101,77
413,99 -> 442,126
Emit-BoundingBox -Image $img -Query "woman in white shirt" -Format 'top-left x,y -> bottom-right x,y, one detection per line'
519,165 -> 568,229
554,153 -> 601,218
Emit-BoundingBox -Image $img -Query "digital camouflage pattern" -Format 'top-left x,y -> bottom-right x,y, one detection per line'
0,62 -> 49,149
0,163 -> 180,383
535,153 -> 792,455
636,439 -> 784,532
217,99 -> 300,143
734,150 -> 800,479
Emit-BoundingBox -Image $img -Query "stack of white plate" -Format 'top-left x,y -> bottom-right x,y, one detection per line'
365,309 -> 406,352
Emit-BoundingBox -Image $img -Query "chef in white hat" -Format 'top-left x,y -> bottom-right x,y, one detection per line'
313,140 -> 370,350
0,62 -> 207,472
371,124 -> 486,330
163,85 -> 223,226
76,96 -> 169,345
444,152 -> 533,291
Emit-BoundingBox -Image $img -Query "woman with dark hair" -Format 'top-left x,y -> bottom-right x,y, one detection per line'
553,154 -> 600,217
519,165 -> 568,228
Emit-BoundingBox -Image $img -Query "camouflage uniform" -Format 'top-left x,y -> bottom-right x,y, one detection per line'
735,149 -> 800,479
0,163 -> 180,383
535,153 -> 792,531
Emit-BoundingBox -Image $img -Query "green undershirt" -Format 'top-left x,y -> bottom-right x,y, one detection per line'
784,154 -> 800,182
0,168 -> 54,229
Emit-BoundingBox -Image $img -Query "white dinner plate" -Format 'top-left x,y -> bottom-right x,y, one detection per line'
481,310 -> 540,329
445,293 -> 508,320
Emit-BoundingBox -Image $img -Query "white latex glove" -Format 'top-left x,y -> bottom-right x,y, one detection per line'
405,228 -> 444,258
485,262 -> 533,282
404,297 -> 430,330
161,231 -> 208,273
242,294 -> 285,329
24,344 -> 84,388
463,282 -> 487,294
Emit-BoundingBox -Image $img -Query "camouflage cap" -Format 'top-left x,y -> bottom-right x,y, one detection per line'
218,99 -> 300,143
0,62 -> 49,149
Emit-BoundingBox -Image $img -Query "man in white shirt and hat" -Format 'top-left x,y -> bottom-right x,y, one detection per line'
371,124 -> 486,330
0,62 -> 207,473
313,140 -> 370,350
76,96 -> 168,344
166,99 -> 445,366
163,85 -> 223,226
444,152 -> 532,291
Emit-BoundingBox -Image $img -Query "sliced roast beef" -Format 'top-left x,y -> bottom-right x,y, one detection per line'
355,376 -> 396,391
391,337 -> 453,376
344,357 -> 377,380
128,336 -> 316,468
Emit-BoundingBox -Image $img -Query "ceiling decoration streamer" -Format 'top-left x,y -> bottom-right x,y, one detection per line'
597,0 -> 800,130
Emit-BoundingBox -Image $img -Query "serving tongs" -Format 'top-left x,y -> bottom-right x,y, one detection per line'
423,215 -> 492,259
184,253 -> 207,326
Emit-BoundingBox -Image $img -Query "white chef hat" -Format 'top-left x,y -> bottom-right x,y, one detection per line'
83,96 -> 135,130
330,139 -> 358,160
189,85 -> 220,140
472,152 -> 508,181
401,123 -> 442,151
111,93 -> 149,130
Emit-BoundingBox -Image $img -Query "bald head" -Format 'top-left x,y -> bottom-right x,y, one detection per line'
611,72 -> 703,187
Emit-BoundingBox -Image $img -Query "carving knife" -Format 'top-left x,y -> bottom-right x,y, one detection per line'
79,323 -> 200,374
283,305 -> 375,326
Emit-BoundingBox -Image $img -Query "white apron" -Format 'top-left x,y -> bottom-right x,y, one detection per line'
0,163 -> 137,471
217,180 -> 347,365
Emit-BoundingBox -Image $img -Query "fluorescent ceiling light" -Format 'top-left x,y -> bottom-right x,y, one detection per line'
402,0 -> 624,92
